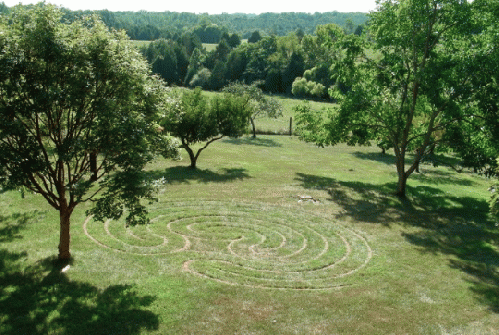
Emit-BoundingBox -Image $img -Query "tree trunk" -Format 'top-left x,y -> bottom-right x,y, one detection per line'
250,117 -> 256,138
396,172 -> 408,198
183,145 -> 198,169
58,204 -> 72,260
395,154 -> 408,198
90,151 -> 98,181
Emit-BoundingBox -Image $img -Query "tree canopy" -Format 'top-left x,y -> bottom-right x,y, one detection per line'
161,88 -> 251,169
0,4 -> 178,260
296,0 -> 499,198
222,82 -> 282,138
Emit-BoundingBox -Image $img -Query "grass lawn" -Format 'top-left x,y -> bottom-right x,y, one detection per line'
1,135 -> 499,334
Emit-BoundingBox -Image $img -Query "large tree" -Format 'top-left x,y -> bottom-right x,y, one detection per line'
161,88 -> 251,169
0,4 -> 178,260
297,0 -> 497,198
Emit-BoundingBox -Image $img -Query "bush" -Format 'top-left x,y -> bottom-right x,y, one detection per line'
292,77 -> 328,99
189,68 -> 211,88
291,77 -> 308,96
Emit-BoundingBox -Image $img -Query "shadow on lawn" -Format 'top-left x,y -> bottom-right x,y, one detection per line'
351,151 -> 397,166
0,250 -> 159,335
295,171 -> 499,313
222,136 -> 283,147
146,166 -> 251,185
0,210 -> 45,243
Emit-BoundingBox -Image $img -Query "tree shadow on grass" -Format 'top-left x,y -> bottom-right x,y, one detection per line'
295,172 -> 499,313
0,250 -> 159,335
222,136 -> 283,147
146,166 -> 252,185
402,206 -> 499,313
295,172 -> 415,226
0,210 -> 45,243
351,151 -> 397,166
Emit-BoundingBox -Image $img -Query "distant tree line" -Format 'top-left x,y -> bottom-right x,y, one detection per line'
137,23 -> 357,100
0,3 -> 366,41
0,2 -> 366,99
94,11 -> 367,41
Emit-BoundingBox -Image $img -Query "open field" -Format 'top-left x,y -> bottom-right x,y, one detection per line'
202,91 -> 336,135
129,40 -> 223,52
1,135 -> 499,334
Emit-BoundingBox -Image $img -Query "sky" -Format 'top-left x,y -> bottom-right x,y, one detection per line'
3,0 -> 378,14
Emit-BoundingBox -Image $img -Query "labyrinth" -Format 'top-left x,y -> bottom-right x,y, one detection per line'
83,200 -> 372,290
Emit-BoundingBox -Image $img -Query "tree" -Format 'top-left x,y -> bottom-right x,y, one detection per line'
222,82 -> 283,138
161,88 -> 252,169
0,4 -> 178,260
227,33 -> 242,48
296,0 -> 496,198
281,51 -> 305,94
248,30 -> 262,43
184,47 -> 206,86
143,39 -> 189,86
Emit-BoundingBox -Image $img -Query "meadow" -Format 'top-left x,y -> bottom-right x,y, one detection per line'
2,119 -> 499,334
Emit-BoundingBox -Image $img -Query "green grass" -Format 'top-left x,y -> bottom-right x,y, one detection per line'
2,136 -> 499,334
130,40 -> 217,52
203,90 -> 335,136
130,40 -> 151,48
255,95 -> 335,135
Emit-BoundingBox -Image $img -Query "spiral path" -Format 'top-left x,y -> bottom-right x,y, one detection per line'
83,200 -> 372,290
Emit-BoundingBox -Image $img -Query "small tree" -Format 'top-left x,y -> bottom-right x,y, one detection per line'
222,82 -> 282,138
161,88 -> 252,169
0,4 -> 178,260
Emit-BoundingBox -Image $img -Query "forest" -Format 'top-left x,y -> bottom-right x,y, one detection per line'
0,3 -> 367,99
0,3 -> 367,40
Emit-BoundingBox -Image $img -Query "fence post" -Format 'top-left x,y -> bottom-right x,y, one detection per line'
289,117 -> 293,136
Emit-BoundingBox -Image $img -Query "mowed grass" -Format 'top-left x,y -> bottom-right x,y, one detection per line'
130,40 -> 219,53
2,135 -> 499,334
203,90 -> 336,135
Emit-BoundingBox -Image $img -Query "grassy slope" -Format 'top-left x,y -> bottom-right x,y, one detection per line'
2,135 -> 499,334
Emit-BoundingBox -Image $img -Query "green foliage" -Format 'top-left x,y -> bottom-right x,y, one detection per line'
188,68 -> 212,89
160,87 -> 251,168
222,82 -> 283,137
292,78 -> 328,99
248,30 -> 262,43
297,0 -> 498,197
0,3 -> 178,258
141,38 -> 189,86
193,23 -> 228,43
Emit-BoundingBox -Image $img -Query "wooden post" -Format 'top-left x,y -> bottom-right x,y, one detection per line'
289,117 -> 293,136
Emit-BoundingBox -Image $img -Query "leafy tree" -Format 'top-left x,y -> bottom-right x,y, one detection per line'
193,23 -> 227,43
354,24 -> 364,36
184,47 -> 206,85
143,39 -> 189,86
227,33 -> 242,48
222,82 -> 283,138
161,88 -> 251,168
282,51 -> 305,93
296,0 -> 497,198
223,46 -> 249,83
248,30 -> 262,43
188,68 -> 212,88
0,4 -> 178,260
208,61 -> 228,90
242,36 -> 278,85
180,31 -> 203,56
